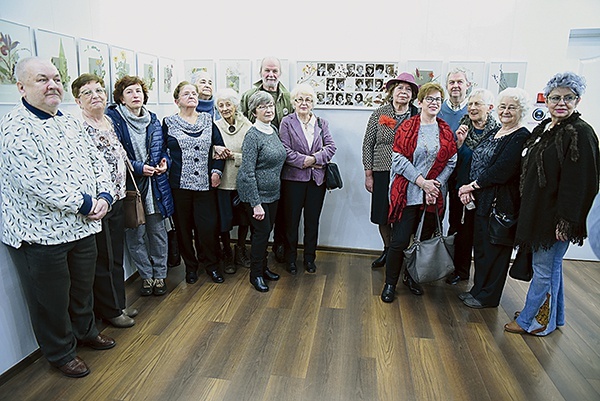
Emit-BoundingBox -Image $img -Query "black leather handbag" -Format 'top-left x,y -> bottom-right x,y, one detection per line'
317,117 -> 343,190
509,247 -> 533,281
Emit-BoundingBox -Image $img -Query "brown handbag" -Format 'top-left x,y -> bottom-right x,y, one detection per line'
123,160 -> 146,228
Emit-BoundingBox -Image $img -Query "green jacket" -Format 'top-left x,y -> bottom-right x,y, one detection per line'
240,81 -> 293,129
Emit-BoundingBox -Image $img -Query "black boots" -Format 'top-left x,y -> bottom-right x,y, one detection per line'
372,247 -> 388,268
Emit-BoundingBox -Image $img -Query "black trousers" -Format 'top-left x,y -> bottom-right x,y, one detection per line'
172,188 -> 219,274
245,201 -> 278,280
281,179 -> 327,264
94,199 -> 126,320
385,205 -> 437,287
452,196 -> 476,279
8,235 -> 99,367
470,214 -> 513,306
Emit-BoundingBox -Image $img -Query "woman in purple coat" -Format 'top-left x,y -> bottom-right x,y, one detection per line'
279,83 -> 337,274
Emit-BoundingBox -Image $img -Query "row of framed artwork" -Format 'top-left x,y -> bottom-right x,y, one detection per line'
1,18 -> 527,110
0,19 -> 175,105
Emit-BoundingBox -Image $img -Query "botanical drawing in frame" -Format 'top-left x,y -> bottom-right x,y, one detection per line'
183,59 -> 214,85
296,61 -> 397,109
78,39 -> 110,97
158,57 -> 175,104
445,61 -> 487,94
0,19 -> 34,104
488,62 -> 527,94
109,46 -> 135,102
34,29 -> 78,103
136,53 -> 158,104
406,60 -> 443,88
217,59 -> 252,94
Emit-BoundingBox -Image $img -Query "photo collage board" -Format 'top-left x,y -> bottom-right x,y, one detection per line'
0,18 -> 177,105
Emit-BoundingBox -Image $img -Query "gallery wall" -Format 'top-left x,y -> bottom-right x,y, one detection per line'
1,0 -> 599,377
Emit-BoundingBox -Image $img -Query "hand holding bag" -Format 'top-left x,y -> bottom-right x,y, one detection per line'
404,206 -> 456,283
123,159 -> 146,228
317,117 -> 343,190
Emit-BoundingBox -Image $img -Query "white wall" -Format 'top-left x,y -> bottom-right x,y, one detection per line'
1,0 -> 599,376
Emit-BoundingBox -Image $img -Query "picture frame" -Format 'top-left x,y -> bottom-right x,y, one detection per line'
488,62 -> 527,94
296,61 -> 397,109
406,60 -> 443,88
136,52 -> 158,104
183,59 -> 214,84
78,39 -> 110,97
109,46 -> 135,102
0,19 -> 34,104
445,61 -> 487,93
158,57 -> 175,104
34,29 -> 78,103
217,59 -> 252,94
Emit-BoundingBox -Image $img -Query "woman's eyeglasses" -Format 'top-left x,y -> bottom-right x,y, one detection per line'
79,88 -> 106,98
547,95 -> 578,104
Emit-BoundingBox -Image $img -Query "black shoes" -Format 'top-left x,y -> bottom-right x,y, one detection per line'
273,244 -> 285,263
381,284 -> 396,303
304,261 -> 317,273
445,272 -> 468,285
263,268 -> 280,281
153,279 -> 167,296
458,292 -> 472,301
140,278 -> 154,296
372,247 -> 388,268
208,270 -> 225,283
186,271 -> 198,284
250,276 -> 269,292
287,262 -> 298,275
402,273 -> 423,296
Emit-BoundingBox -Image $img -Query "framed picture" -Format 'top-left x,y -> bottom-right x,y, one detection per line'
109,46 -> 134,102
136,53 -> 158,104
183,59 -> 214,84
34,29 -> 78,103
158,57 -> 175,104
296,61 -> 397,109
78,39 -> 110,96
488,62 -> 527,94
217,59 -> 252,94
406,60 -> 443,88
446,61 -> 487,93
0,19 -> 34,104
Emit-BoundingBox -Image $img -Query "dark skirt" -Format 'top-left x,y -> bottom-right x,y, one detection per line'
370,170 -> 390,225
217,189 -> 250,233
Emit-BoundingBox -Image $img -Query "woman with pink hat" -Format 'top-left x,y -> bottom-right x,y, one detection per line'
362,72 -> 420,269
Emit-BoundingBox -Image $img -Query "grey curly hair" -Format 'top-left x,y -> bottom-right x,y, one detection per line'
543,72 -> 586,97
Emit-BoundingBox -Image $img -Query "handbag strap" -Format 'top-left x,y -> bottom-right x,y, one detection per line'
414,204 -> 443,242
125,159 -> 142,194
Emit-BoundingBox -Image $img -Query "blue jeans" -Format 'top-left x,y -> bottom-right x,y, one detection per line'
516,240 -> 569,336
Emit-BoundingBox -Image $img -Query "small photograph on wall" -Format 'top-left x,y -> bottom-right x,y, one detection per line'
136,53 -> 158,104
184,59 -> 215,85
296,61 -> 397,109
0,19 -> 34,104
158,57 -> 175,104
78,39 -> 110,97
109,46 -> 135,102
217,59 -> 252,94
34,29 -> 78,103
489,62 -> 527,94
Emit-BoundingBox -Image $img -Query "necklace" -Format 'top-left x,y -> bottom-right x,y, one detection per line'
228,125 -> 236,133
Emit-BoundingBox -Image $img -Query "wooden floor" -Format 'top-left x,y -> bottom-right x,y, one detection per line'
1,250 -> 599,401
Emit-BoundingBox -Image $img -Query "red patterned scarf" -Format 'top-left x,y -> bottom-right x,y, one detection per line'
385,115 -> 457,223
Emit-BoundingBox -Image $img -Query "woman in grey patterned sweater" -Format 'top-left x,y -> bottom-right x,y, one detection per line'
237,92 -> 286,292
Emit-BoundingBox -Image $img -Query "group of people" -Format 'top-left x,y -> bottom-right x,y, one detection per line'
1,56 -> 597,380
363,68 -> 599,338
0,56 -> 337,377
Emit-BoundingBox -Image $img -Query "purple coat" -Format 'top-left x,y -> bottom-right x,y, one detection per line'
279,113 -> 337,185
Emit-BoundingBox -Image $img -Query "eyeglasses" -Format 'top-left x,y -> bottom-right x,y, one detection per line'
497,105 -> 520,112
547,95 -> 578,104
424,96 -> 443,104
79,88 -> 106,98
256,103 -> 275,111
294,98 -> 313,104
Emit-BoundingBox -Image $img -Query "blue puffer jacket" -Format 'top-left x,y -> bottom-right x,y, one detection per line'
106,104 -> 174,218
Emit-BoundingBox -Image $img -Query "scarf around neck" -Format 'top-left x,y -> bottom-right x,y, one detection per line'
461,113 -> 500,150
117,103 -> 151,135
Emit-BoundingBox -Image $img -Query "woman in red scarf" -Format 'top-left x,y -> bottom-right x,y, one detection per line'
381,82 -> 457,303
